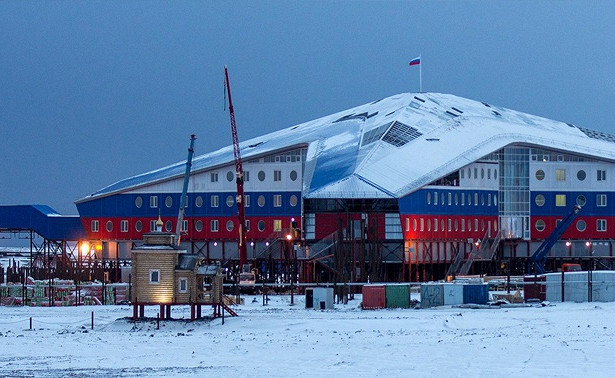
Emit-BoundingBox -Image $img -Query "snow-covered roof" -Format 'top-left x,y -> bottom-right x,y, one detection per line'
77,92 -> 615,202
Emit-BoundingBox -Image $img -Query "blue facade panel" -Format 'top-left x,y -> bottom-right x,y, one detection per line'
76,191 -> 303,219
399,188 -> 499,216
531,191 -> 614,217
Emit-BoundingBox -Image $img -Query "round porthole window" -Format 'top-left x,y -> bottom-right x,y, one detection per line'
195,220 -> 203,232
165,220 -> 173,232
226,220 -> 234,231
258,220 -> 266,232
195,196 -> 203,208
577,170 -> 586,181
258,171 -> 266,181
106,221 -> 113,232
258,195 -> 266,207
535,194 -> 545,206
535,170 -> 545,180
290,170 -> 298,181
165,196 -> 173,208
576,220 -> 586,232
135,196 -> 143,208
535,219 -> 546,232
289,195 -> 298,207
135,220 -> 142,232
227,171 -> 234,182
226,195 -> 235,207
576,195 -> 586,207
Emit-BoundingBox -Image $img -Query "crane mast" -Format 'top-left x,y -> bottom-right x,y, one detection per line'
224,66 -> 248,269
175,134 -> 196,246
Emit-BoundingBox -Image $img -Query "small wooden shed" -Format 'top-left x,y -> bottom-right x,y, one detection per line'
130,230 -> 232,320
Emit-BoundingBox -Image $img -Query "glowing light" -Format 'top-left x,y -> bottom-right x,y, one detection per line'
94,243 -> 103,252
250,241 -> 254,247
566,241 -> 572,247
80,242 -> 90,255
290,217 -> 295,222
265,242 -> 270,246
286,234 -> 293,241
213,242 -> 218,247
586,241 -> 592,247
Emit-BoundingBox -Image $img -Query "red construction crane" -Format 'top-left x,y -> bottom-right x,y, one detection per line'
224,66 -> 248,270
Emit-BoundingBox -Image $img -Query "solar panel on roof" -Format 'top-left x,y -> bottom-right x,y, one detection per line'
381,121 -> 422,147
578,127 -> 615,144
361,122 -> 391,147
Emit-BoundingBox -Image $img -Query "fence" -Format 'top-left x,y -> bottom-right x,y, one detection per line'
0,281 -> 129,307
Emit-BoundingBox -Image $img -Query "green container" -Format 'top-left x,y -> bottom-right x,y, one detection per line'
385,284 -> 411,308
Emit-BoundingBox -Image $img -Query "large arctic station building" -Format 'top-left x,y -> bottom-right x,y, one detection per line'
75,92 -> 615,281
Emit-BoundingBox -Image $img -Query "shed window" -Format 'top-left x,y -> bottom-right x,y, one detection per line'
149,270 -> 160,284
178,278 -> 188,293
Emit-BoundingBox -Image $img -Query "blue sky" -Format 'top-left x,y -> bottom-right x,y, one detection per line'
1,1 -> 615,215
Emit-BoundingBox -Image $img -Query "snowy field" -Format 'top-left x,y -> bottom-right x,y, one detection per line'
1,295 -> 614,377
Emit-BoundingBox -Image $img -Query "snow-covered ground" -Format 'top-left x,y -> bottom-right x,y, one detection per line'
1,295 -> 614,377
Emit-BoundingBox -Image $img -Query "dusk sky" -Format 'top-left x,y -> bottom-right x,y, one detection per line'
2,1 -> 615,216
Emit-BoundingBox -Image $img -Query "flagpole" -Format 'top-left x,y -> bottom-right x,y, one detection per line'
419,54 -> 422,93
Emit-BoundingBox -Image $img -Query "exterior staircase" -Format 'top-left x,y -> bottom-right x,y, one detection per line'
447,229 -> 503,278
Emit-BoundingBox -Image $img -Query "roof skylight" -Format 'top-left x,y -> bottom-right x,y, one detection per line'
381,121 -> 422,147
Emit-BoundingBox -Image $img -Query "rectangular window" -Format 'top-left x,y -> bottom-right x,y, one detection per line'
245,219 -> 250,232
460,169 -> 464,179
461,219 -> 465,232
274,170 -> 282,181
474,193 -> 478,206
91,220 -> 99,232
149,269 -> 160,284
434,192 -> 438,205
121,220 -> 128,233
150,220 -> 157,231
211,219 -> 219,232
420,218 -> 424,232
273,219 -> 282,232
461,193 -> 465,206
474,219 -> 479,231
434,218 -> 438,232
178,277 -> 188,293
182,220 -> 188,232
597,194 -> 607,207
405,218 -> 410,232
211,173 -> 218,182
597,219 -> 607,232
448,193 -> 452,206
487,193 -> 491,206
474,167 -> 478,178
150,195 -> 158,208
244,171 -> 250,182
447,218 -> 452,232
555,194 -> 566,207
273,194 -> 282,207
211,195 -> 219,207
556,169 -> 566,181
487,169 -> 491,180
245,194 -> 250,207
597,170 -> 607,181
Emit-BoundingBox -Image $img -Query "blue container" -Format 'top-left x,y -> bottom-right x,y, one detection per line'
462,284 -> 489,304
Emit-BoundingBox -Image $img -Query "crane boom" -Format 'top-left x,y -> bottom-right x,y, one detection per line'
175,134 -> 196,246
224,66 -> 248,269
529,204 -> 582,274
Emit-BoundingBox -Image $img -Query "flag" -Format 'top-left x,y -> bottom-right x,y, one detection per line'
409,56 -> 421,66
